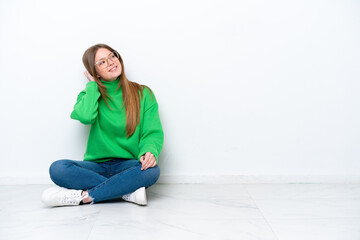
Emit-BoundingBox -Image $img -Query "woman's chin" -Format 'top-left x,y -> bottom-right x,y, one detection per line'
108,73 -> 121,80
112,71 -> 121,78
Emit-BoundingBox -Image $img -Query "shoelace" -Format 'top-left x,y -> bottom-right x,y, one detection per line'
60,191 -> 89,205
122,193 -> 133,201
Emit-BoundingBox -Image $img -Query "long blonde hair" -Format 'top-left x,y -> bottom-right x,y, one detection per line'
82,43 -> 153,138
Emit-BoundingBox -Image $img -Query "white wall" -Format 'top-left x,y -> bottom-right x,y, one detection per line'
1,0 -> 359,184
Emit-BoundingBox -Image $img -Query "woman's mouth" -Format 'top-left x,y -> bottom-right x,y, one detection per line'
109,66 -> 117,72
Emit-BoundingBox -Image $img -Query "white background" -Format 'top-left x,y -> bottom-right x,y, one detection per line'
0,0 -> 359,183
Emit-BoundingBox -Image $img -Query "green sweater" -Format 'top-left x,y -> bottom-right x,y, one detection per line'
70,77 -> 164,163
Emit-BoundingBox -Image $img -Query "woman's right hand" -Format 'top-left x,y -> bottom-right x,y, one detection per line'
84,70 -> 95,82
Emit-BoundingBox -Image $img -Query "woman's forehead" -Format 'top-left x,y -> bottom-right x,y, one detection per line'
95,48 -> 112,61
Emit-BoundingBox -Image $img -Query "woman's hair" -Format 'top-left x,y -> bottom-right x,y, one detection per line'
82,43 -> 153,138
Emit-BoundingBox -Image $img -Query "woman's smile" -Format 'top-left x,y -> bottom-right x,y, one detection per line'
109,66 -> 118,72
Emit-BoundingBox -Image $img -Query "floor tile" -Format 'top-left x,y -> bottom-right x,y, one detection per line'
244,183 -> 360,199
1,183 -> 359,240
254,198 -> 360,219
267,218 -> 360,240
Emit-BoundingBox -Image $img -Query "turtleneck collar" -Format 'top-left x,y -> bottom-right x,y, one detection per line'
100,76 -> 121,87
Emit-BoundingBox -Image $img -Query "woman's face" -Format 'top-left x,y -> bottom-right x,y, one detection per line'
94,48 -> 122,81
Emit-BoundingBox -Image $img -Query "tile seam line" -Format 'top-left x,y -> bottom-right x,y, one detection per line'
86,207 -> 102,240
243,184 -> 280,240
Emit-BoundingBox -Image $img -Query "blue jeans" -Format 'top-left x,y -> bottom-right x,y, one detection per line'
49,158 -> 160,203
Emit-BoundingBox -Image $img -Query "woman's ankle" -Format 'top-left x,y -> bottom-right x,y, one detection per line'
81,191 -> 93,204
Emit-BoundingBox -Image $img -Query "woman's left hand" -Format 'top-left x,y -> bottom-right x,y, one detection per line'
140,152 -> 157,170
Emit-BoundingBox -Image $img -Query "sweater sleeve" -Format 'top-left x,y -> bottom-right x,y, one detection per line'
70,81 -> 101,125
138,91 -> 164,163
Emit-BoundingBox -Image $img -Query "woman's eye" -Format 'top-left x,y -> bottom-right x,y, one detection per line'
110,54 -> 116,59
99,61 -> 105,65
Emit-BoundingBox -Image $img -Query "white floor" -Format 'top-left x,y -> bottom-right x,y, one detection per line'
0,183 -> 359,240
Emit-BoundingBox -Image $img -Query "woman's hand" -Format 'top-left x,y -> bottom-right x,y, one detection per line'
84,70 -> 95,82
140,152 -> 157,170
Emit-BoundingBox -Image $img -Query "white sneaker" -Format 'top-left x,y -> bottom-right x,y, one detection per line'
121,187 -> 147,206
41,186 -> 88,207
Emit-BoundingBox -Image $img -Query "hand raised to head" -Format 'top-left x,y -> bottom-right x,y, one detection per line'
84,70 -> 95,82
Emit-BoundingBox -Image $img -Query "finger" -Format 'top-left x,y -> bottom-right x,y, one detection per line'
149,155 -> 156,167
150,154 -> 157,167
144,152 -> 151,162
149,160 -> 156,168
142,158 -> 151,170
142,156 -> 151,170
144,157 -> 156,170
140,156 -> 146,170
142,153 -> 150,169
146,153 -> 155,167
144,156 -> 155,170
151,157 -> 157,167
140,156 -> 145,170
84,71 -> 95,82
142,152 -> 155,170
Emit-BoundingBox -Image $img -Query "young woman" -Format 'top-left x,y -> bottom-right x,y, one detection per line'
41,43 -> 164,207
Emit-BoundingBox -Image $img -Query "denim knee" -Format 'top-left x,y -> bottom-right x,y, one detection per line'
153,165 -> 160,182
146,165 -> 161,187
49,159 -> 71,184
